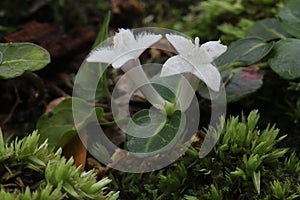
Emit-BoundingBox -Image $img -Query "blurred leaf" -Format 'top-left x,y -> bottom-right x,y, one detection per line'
126,110 -> 185,155
247,18 -> 289,41
225,66 -> 263,102
73,62 -> 106,101
218,18 -> 254,40
215,38 -> 274,67
279,0 -> 300,39
37,97 -> 103,149
269,39 -> 300,80
184,196 -> 199,200
125,74 -> 186,156
92,11 -> 111,49
151,74 -> 182,103
0,43 -> 50,79
0,52 -> 2,64
90,11 -> 111,100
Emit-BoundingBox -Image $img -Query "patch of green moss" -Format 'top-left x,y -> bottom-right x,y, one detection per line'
0,130 -> 119,200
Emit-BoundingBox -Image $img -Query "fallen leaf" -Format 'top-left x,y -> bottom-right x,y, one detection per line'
63,131 -> 87,169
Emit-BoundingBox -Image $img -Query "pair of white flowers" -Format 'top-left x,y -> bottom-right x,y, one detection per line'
87,28 -> 227,105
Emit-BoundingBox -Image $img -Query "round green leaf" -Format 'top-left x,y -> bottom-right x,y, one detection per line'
73,62 -> 106,101
151,74 -> 182,103
126,110 -> 185,156
215,38 -> 274,67
225,66 -> 263,102
279,0 -> 300,39
247,18 -> 290,41
269,39 -> 300,80
0,42 -> 50,79
37,97 -> 103,149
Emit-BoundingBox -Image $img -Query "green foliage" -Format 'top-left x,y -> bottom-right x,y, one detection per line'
92,11 -> 111,49
168,0 -> 286,42
269,39 -> 300,80
109,110 -> 300,199
37,12 -> 110,149
126,110 -> 184,155
0,185 -> 64,200
0,52 -> 3,63
151,74 -> 182,104
92,11 -> 112,101
247,18 -> 289,41
37,97 -> 104,149
215,38 -> 274,67
233,0 -> 300,81
221,66 -> 263,102
0,130 -> 118,200
212,36 -> 273,102
278,0 -> 300,39
0,43 -> 50,79
206,0 -> 300,103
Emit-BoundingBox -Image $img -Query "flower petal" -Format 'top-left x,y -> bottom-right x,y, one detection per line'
133,33 -> 162,58
193,63 -> 221,91
116,28 -> 136,44
86,47 -> 116,63
200,40 -> 227,60
193,46 -> 214,64
161,55 -> 193,77
112,54 -> 136,68
166,34 -> 194,55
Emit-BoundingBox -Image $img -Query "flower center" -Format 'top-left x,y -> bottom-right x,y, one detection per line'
194,37 -> 200,47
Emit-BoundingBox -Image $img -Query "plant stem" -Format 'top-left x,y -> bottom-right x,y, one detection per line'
121,59 -> 167,109
219,61 -> 269,72
175,73 -> 199,112
219,61 -> 243,72
256,62 -> 269,68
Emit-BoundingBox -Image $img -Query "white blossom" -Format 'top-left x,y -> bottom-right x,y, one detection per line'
87,28 -> 162,68
161,34 -> 227,91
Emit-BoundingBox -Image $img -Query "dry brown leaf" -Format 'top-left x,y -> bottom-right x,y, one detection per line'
63,131 -> 87,169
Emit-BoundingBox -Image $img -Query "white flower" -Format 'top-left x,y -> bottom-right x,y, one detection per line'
87,28 -> 162,68
161,34 -> 227,91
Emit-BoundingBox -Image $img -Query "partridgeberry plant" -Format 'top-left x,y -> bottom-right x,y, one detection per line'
83,28 -> 228,157
87,29 -> 227,113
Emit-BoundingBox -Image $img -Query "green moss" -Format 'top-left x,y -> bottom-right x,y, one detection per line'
109,110 -> 300,199
0,130 -> 119,200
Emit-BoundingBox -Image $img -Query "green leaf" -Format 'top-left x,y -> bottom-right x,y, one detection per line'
247,18 -> 289,41
215,38 -> 274,67
0,43 -> 50,79
92,11 -> 111,49
225,66 -> 263,102
89,11 -> 111,101
252,171 -> 261,194
269,39 -> 300,80
125,74 -> 186,156
126,110 -> 185,155
37,97 -> 103,149
0,52 -> 3,64
151,74 -> 182,103
0,129 -> 4,154
73,62 -> 106,101
279,0 -> 300,39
